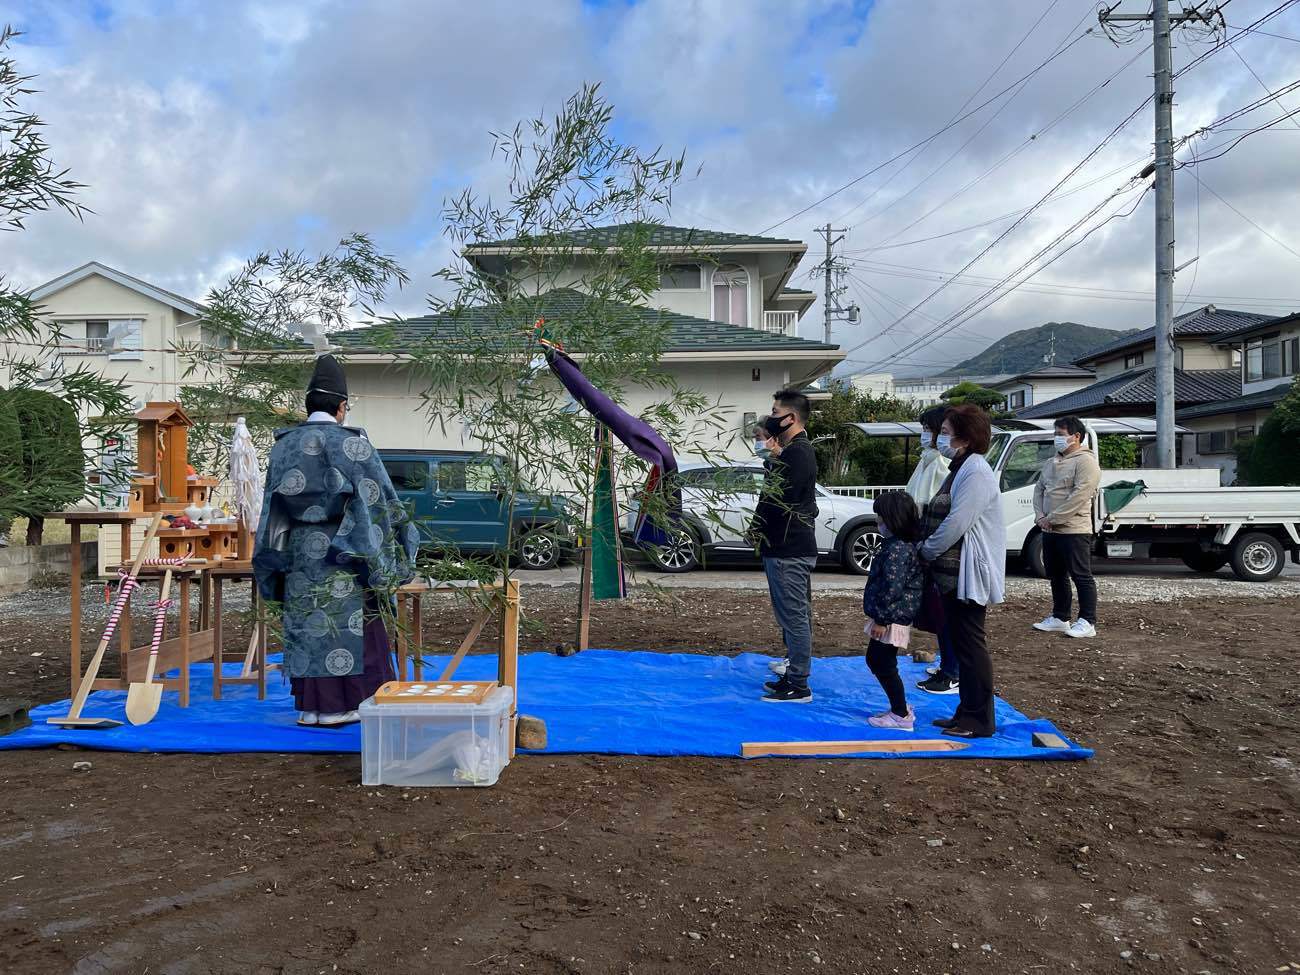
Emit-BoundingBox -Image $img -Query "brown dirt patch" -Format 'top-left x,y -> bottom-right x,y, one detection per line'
1,584 -> 1297,973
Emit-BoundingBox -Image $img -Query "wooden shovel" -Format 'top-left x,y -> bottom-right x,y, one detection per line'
49,512 -> 164,729
125,567 -> 173,726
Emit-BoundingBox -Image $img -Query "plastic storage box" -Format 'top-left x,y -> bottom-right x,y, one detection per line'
360,684 -> 513,787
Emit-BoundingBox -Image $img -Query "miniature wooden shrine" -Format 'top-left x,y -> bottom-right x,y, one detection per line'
133,402 -> 193,512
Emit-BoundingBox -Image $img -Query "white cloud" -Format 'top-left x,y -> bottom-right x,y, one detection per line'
1,0 -> 1298,370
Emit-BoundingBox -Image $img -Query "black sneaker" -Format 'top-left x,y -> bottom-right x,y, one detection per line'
763,675 -> 790,692
916,673 -> 960,695
762,681 -> 812,704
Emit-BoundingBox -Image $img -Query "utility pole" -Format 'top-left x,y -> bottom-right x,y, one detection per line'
1099,1 -> 1220,468
816,223 -> 858,345
1044,328 -> 1056,367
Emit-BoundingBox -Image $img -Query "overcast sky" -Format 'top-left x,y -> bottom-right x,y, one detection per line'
2,0 -> 1299,375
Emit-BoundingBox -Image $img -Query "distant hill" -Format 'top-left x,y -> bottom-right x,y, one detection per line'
944,322 -> 1140,377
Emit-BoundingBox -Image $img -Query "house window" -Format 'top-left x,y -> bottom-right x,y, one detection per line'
1245,333 -> 1286,382
1237,426 -> 1255,442
85,320 -> 109,353
712,264 -> 749,327
1195,429 -> 1236,455
658,264 -> 701,290
1006,390 -> 1026,409
1281,337 -> 1300,377
1124,351 -> 1145,370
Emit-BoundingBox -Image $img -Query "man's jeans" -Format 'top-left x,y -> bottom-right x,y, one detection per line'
763,556 -> 818,686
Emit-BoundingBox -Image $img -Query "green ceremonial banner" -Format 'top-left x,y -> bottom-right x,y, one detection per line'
592,425 -> 626,600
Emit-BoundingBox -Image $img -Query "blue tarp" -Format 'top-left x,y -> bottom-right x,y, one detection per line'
1,650 -> 1091,760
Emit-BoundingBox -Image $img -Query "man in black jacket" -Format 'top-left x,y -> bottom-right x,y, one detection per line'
750,389 -> 819,703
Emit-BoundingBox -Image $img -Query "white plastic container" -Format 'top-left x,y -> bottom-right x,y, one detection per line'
360,685 -> 513,787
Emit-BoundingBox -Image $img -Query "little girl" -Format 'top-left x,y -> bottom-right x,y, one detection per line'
862,490 -> 926,730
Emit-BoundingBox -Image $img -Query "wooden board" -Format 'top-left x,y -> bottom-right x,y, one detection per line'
741,739 -> 971,758
373,680 -> 498,706
1031,732 -> 1070,749
124,629 -> 215,681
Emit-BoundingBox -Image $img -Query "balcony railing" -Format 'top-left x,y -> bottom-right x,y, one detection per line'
762,310 -> 797,335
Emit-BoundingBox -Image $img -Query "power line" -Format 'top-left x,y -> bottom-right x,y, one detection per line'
868,38 -> 1153,252
1182,167 -> 1300,261
1226,39 -> 1300,129
835,0 -> 1080,228
845,181 -> 1156,371
756,24 -> 1099,235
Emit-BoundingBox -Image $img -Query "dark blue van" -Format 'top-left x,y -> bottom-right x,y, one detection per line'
379,449 -> 575,570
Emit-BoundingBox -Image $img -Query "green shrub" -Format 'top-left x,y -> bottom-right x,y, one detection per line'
1096,434 -> 1138,469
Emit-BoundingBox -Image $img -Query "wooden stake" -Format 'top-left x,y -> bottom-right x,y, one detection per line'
740,739 -> 971,758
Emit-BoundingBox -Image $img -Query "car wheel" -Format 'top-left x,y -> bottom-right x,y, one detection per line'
1181,546 -> 1229,574
842,524 -> 883,575
1229,532 -> 1284,582
644,526 -> 700,573
1022,531 -> 1046,578
516,527 -> 560,571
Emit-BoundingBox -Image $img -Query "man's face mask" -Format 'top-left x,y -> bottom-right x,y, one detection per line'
762,413 -> 794,439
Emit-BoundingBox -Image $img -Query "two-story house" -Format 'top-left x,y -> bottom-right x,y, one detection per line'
1015,306 -> 1271,431
1175,310 -> 1300,482
17,229 -> 841,486
335,224 -> 842,464
990,364 -> 1095,413
29,262 -> 216,403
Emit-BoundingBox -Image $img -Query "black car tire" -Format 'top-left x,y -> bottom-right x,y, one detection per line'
1181,546 -> 1229,574
515,526 -> 561,571
841,524 -> 883,576
1229,531 -> 1284,582
644,526 -> 700,573
1022,531 -> 1047,578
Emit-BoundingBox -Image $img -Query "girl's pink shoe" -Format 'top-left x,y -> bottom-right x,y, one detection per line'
867,708 -> 915,731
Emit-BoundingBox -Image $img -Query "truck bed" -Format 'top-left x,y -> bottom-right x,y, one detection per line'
1103,486 -> 1300,526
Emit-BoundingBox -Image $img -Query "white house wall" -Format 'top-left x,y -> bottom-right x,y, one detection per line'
514,255 -> 768,327
343,357 -> 793,491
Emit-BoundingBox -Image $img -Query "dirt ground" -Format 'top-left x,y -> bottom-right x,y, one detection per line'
1,581 -> 1298,975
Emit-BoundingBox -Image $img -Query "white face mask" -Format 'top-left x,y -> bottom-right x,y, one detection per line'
921,433 -> 934,450
1054,435 -> 1073,454
754,440 -> 770,456
936,434 -> 959,459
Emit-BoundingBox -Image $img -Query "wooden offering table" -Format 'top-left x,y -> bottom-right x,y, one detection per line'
206,562 -> 275,700
54,510 -> 153,701
395,578 -> 521,755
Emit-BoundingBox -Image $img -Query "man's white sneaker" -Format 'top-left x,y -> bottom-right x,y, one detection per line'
1032,616 -> 1071,633
1065,620 -> 1097,639
297,711 -> 319,726
768,658 -> 789,675
318,710 -> 360,727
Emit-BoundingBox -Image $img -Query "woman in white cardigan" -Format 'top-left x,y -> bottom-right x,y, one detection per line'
918,404 -> 1006,738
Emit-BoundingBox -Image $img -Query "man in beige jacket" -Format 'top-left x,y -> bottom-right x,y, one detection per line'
1031,415 -> 1102,639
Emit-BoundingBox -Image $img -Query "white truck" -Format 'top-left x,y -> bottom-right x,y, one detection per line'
848,418 -> 1300,582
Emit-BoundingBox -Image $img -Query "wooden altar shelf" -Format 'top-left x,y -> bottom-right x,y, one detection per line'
206,563 -> 274,701
395,578 -> 520,757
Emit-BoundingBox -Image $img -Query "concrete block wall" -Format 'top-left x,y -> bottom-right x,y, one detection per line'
0,540 -> 98,595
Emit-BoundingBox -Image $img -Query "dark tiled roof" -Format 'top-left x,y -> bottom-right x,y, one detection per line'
465,223 -> 804,251
997,364 -> 1095,385
328,288 -> 838,354
1075,307 -> 1276,364
1176,380 -> 1295,420
1209,311 -> 1300,344
1017,367 -> 1241,419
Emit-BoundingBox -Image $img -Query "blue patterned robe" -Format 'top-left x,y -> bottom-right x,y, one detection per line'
253,421 -> 419,679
